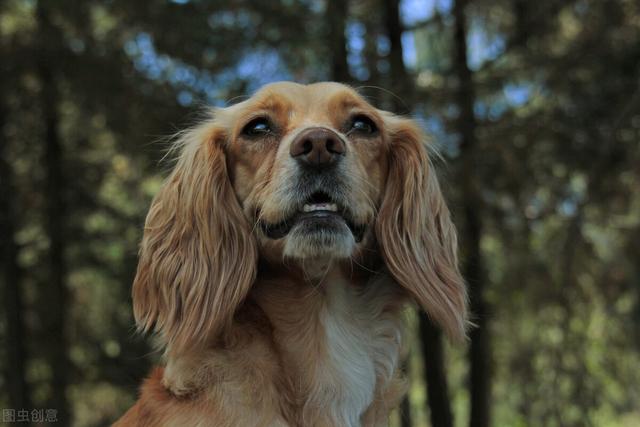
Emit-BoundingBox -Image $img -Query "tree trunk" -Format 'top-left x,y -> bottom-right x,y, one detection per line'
451,2 -> 491,427
399,361 -> 413,427
37,2 -> 71,424
326,0 -> 350,82
420,313 -> 453,427
382,1 -> 456,425
383,0 -> 411,110
0,85 -> 32,417
362,0 -> 381,85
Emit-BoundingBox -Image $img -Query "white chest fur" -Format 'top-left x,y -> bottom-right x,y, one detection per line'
307,276 -> 403,427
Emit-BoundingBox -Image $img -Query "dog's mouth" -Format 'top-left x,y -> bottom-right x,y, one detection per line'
260,191 -> 366,241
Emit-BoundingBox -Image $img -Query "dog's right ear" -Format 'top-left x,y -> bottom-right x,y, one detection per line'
132,119 -> 257,356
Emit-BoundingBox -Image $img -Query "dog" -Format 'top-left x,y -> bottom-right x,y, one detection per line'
114,82 -> 467,427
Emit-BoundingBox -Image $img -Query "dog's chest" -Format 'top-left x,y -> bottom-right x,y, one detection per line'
299,278 -> 402,426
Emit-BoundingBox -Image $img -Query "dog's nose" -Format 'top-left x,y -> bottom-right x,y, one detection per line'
290,128 -> 345,167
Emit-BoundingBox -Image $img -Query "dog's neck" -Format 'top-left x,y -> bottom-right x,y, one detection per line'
253,261 -> 406,426
163,261 -> 406,426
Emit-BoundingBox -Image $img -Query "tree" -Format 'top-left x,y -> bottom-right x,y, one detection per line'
36,2 -> 71,423
451,1 -> 490,426
420,315 -> 453,427
0,58 -> 32,418
383,1 -> 456,426
326,0 -> 350,82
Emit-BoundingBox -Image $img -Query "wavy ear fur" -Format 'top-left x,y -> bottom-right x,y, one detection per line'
376,116 -> 468,341
132,121 -> 257,355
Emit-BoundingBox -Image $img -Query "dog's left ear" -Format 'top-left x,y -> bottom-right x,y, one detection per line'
376,116 -> 468,341
132,119 -> 258,355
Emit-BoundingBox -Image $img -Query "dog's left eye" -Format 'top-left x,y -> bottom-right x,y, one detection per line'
349,115 -> 378,135
242,118 -> 272,137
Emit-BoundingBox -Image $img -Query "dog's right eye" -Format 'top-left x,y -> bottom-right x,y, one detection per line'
242,118 -> 272,137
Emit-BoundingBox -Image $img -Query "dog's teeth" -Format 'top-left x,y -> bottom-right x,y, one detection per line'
302,203 -> 339,212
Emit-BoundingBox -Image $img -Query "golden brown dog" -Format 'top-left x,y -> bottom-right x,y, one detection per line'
115,82 -> 467,427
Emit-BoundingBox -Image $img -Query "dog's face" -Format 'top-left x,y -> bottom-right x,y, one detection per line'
132,82 -> 467,355
222,82 -> 387,261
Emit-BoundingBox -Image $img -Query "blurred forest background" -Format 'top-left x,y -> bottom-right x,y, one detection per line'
1,0 -> 639,426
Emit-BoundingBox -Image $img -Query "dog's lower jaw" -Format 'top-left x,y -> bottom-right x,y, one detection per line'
282,222 -> 356,261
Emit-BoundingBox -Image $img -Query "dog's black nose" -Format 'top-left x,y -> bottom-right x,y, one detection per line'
290,128 -> 345,167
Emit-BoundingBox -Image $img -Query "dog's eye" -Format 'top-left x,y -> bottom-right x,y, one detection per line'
349,115 -> 377,135
242,118 -> 272,137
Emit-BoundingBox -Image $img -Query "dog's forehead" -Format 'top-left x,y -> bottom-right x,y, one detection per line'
232,82 -> 374,120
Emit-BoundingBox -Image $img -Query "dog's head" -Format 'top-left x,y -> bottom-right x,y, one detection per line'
133,82 -> 467,354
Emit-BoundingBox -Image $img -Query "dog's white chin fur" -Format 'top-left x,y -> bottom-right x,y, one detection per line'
283,222 -> 356,260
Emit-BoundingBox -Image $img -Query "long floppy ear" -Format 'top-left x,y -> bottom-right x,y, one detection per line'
132,120 -> 257,355
376,117 -> 468,341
